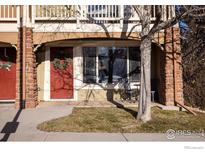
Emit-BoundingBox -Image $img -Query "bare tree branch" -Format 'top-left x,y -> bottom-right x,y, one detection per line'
150,6 -> 205,35
132,5 -> 143,21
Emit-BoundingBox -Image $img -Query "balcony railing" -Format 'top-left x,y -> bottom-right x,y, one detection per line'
151,5 -> 175,20
0,5 -> 18,21
34,5 -> 175,22
35,5 -> 77,20
0,5 -> 175,23
85,5 -> 121,20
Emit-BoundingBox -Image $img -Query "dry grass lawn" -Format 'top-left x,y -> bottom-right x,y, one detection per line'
37,107 -> 205,133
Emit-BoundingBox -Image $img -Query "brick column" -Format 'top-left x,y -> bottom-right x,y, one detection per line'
159,27 -> 184,106
173,27 -> 184,105
25,27 -> 38,108
15,27 -> 38,108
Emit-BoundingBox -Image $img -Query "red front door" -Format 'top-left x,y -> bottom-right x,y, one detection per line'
0,47 -> 16,100
50,47 -> 73,99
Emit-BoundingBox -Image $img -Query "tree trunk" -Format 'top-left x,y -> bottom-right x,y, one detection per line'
136,5 -> 152,122
137,37 -> 152,122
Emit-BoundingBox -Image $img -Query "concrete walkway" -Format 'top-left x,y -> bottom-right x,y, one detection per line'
0,104 -> 205,141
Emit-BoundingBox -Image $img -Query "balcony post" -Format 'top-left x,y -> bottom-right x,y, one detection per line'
172,5 -> 175,18
80,5 -> 85,19
120,5 -> 124,28
76,5 -> 80,29
17,5 -> 21,27
32,5 -> 36,27
163,6 -> 167,21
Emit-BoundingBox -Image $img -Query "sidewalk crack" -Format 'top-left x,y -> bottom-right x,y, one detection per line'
121,133 -> 128,142
43,133 -> 49,141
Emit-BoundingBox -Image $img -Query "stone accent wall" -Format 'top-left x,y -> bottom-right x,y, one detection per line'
159,27 -> 184,106
15,27 -> 38,108
173,28 -> 184,104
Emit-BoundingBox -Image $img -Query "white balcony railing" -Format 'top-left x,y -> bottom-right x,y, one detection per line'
0,5 -> 175,23
34,5 -> 123,21
35,5 -> 77,20
0,5 -> 18,21
151,5 -> 175,20
34,5 -> 175,22
84,5 -> 120,20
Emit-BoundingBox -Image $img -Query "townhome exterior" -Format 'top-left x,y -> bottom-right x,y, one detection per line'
0,5 -> 184,108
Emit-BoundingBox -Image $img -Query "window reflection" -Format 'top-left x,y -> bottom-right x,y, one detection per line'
129,47 -> 141,82
98,47 -> 109,83
83,46 -> 140,84
98,47 -> 127,83
83,47 -> 96,83
112,48 -> 127,82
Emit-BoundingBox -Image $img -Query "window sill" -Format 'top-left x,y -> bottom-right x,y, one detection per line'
79,82 -> 140,90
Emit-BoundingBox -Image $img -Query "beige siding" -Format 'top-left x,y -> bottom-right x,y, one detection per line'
33,32 -> 141,45
37,50 -> 45,101
0,32 -> 18,44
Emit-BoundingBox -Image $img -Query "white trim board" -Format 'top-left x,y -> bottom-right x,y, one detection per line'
43,46 -> 50,101
0,100 -> 15,102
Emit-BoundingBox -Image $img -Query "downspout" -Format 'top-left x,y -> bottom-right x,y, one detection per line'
22,5 -> 27,108
171,27 -> 176,106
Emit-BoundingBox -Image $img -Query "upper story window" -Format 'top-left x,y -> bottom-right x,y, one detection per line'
83,46 -> 140,84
